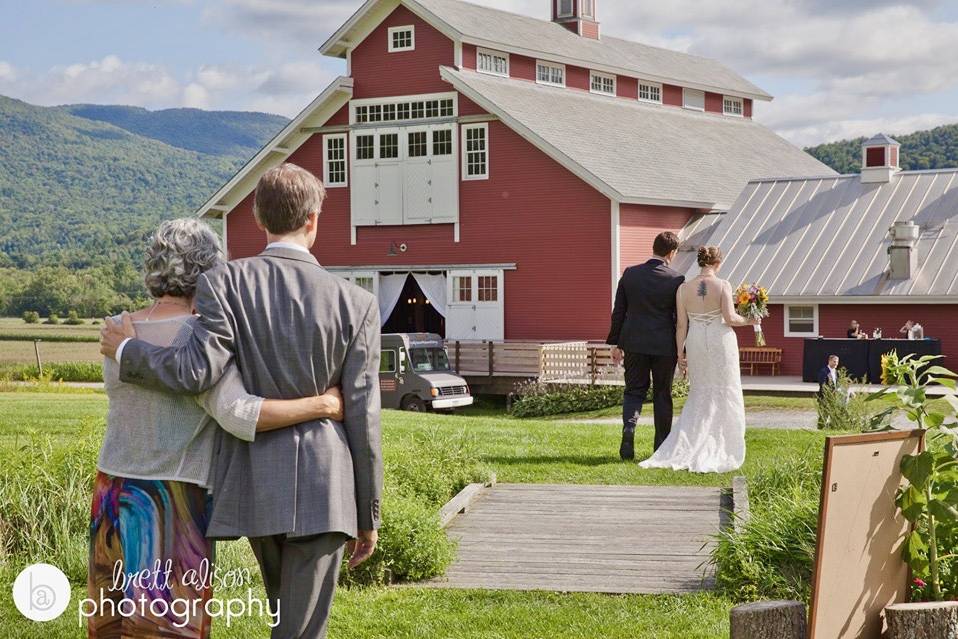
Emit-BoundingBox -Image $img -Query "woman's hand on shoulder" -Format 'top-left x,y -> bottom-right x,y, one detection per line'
312,386 -> 344,421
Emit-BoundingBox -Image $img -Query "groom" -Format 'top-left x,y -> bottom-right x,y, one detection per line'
100,163 -> 382,639
607,232 -> 685,460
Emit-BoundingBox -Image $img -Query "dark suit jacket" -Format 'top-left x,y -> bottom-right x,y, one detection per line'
817,365 -> 838,397
606,258 -> 685,357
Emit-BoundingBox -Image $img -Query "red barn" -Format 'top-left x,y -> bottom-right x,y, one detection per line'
198,0 -> 830,342
676,133 -> 958,378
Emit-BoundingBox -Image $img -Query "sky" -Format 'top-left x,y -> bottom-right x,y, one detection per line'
3,0 -> 958,147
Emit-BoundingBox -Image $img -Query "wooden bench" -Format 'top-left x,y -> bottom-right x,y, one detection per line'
740,347 -> 782,376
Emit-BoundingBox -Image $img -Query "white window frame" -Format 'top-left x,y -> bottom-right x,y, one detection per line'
461,122 -> 489,181
338,271 -> 379,297
683,88 -> 705,111
477,48 -> 509,78
350,92 -> 458,125
638,81 -> 662,104
589,71 -> 616,96
535,60 -> 566,88
580,0 -> 594,18
556,0 -> 574,18
387,25 -> 415,52
322,133 -> 348,188
723,95 -> 744,117
784,304 -> 819,338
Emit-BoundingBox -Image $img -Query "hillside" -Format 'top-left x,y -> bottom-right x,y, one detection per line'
805,123 -> 958,174
60,104 -> 288,157
0,95 -> 287,271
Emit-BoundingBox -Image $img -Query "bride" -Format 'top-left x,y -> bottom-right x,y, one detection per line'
638,246 -> 758,473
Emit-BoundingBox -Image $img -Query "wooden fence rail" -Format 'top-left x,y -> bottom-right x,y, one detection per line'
446,340 -> 621,384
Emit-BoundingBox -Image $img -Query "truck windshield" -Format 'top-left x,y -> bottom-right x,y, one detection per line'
409,347 -> 451,372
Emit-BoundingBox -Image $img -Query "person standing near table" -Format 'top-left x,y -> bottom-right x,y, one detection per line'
847,320 -> 867,339
900,320 -> 925,340
817,355 -> 840,398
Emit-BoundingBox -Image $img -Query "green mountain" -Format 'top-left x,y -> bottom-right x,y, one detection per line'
805,123 -> 958,174
60,104 -> 288,157
0,95 -> 287,271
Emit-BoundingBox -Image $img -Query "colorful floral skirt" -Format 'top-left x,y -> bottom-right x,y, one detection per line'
88,472 -> 213,639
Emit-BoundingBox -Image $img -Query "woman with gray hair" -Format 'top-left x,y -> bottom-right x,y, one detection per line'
87,218 -> 342,639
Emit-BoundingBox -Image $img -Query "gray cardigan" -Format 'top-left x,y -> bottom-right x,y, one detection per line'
99,316 -> 260,489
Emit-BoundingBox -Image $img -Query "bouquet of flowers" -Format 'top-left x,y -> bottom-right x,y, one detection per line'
735,282 -> 770,346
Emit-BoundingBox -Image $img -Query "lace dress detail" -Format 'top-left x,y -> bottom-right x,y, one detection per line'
638,308 -> 746,473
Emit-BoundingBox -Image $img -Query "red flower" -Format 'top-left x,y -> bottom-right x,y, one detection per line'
913,578 -> 927,589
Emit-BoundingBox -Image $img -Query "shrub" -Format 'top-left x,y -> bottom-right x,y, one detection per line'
43,313 -> 60,325
816,369 -> 887,431
64,310 -> 85,325
21,311 -> 39,324
711,450 -> 822,603
510,378 -> 689,418
0,362 -> 103,383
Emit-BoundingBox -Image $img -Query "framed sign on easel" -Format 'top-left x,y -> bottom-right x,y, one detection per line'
808,430 -> 925,639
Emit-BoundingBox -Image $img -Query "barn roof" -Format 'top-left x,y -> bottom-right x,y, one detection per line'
679,169 -> 958,301
322,0 -> 772,101
441,67 -> 834,209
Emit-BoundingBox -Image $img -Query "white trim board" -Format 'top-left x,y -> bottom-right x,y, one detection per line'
196,76 -> 354,219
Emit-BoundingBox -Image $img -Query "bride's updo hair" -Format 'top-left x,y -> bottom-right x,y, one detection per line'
697,245 -> 723,267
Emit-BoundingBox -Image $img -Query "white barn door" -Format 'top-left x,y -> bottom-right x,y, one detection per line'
446,269 -> 504,341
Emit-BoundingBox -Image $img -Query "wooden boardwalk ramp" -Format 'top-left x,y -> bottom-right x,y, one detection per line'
424,483 -> 726,594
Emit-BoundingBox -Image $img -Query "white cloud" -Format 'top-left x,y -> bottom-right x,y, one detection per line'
0,62 -> 16,82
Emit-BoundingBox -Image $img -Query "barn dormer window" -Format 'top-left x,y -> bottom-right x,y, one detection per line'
581,0 -> 594,18
477,48 -> 509,77
638,81 -> 661,104
388,26 -> 415,52
723,96 -> 743,117
536,61 -> 565,87
557,0 -> 573,18
589,71 -> 616,96
683,88 -> 705,111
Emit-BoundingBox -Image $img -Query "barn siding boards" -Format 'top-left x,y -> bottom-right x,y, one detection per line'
619,204 -> 696,274
350,5 -> 455,99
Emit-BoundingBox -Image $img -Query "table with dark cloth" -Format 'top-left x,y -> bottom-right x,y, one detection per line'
802,338 -> 943,382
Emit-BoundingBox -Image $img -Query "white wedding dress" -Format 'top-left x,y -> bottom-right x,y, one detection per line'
638,307 -> 746,473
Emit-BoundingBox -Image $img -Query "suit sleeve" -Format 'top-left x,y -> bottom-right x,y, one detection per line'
119,272 -> 235,394
606,275 -> 627,345
816,368 -> 828,386
341,296 -> 384,531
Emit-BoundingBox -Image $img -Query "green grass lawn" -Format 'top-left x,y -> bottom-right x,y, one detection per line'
0,390 -> 831,638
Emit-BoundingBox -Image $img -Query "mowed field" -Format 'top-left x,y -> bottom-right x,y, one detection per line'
0,317 -> 102,364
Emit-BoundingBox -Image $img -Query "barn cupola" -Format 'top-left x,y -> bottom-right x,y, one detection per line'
552,0 -> 600,40
861,133 -> 900,184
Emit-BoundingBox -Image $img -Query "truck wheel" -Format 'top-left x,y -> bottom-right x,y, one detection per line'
401,395 -> 427,412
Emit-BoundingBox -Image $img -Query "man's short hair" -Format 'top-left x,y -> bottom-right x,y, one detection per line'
253,163 -> 326,234
828,354 -> 839,361
653,231 -> 680,257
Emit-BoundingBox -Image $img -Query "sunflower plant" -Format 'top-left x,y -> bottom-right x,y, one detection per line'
867,351 -> 958,601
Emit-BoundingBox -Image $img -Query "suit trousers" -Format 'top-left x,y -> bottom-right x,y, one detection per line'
623,351 -> 677,451
248,531 -> 348,639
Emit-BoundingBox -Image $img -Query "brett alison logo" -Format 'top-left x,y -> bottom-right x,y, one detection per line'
12,563 -> 72,622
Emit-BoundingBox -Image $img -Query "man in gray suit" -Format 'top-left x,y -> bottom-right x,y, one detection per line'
100,163 -> 383,639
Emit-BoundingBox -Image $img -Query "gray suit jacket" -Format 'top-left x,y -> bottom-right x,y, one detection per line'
120,246 -> 383,539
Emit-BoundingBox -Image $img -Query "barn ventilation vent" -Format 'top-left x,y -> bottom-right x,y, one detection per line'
887,221 -> 918,280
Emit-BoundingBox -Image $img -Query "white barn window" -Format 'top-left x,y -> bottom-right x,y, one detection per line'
683,88 -> 705,111
784,305 -> 818,337
536,61 -> 565,87
477,48 -> 509,77
581,0 -> 594,18
323,134 -> 347,187
388,26 -> 415,52
556,0 -> 573,17
590,71 -> 616,96
462,123 -> 488,180
638,81 -> 661,104
723,95 -> 744,116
